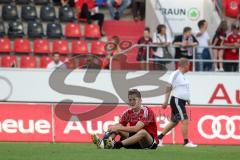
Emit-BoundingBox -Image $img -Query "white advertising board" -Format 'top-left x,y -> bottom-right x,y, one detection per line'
0,69 -> 239,106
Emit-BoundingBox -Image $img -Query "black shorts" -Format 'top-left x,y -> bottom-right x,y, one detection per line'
170,96 -> 188,123
123,133 -> 158,149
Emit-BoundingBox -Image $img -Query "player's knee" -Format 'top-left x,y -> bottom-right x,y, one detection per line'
137,129 -> 148,138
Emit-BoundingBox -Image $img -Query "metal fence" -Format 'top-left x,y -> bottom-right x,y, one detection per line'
110,44 -> 240,72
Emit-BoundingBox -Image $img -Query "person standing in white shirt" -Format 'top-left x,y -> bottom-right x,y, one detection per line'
196,20 -> 212,71
152,24 -> 172,68
158,58 -> 197,148
47,53 -> 66,69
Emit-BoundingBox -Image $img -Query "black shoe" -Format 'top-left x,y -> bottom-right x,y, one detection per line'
113,141 -> 123,149
114,11 -> 120,20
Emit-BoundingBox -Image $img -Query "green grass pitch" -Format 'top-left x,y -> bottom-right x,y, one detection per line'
0,143 -> 239,160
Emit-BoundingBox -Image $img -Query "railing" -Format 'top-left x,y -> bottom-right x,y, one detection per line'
110,44 -> 240,72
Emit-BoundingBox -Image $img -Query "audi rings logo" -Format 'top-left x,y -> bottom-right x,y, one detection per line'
198,115 -> 240,140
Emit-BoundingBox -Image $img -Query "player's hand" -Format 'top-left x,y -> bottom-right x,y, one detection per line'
109,126 -> 119,132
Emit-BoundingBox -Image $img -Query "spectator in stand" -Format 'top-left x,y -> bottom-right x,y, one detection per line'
75,0 -> 105,36
152,24 -> 172,68
212,20 -> 228,71
173,27 -> 198,70
136,27 -> 152,62
107,0 -> 132,20
223,24 -> 240,72
47,53 -> 66,69
132,0 -> 146,21
195,20 -> 212,71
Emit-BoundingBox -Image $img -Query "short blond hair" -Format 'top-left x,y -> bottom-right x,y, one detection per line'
178,58 -> 189,67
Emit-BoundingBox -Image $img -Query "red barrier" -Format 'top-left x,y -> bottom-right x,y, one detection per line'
0,103 -> 52,142
174,107 -> 240,145
0,103 -> 240,145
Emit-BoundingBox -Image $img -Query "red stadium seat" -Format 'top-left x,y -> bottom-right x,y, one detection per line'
91,41 -> 106,56
84,24 -> 101,39
1,55 -> 17,67
0,38 -> 11,53
52,39 -> 69,55
20,56 -> 37,68
33,39 -> 51,54
71,40 -> 89,55
65,23 -> 81,38
40,56 -> 52,68
14,38 -> 31,53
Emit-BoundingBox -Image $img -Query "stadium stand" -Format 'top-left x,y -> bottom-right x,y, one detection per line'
28,21 -> 44,39
0,0 -> 238,72
21,4 -> 38,22
71,40 -> 89,55
40,56 -> 53,68
46,22 -> 63,39
34,0 -> 50,5
65,23 -> 82,39
59,5 -> 75,22
84,24 -> 102,39
52,39 -> 70,55
33,39 -> 51,54
20,55 -> 37,68
0,22 -> 6,37
2,3 -> 19,21
16,0 -> 29,5
8,21 -> 25,39
40,4 -> 57,22
91,41 -> 106,56
0,38 -> 11,53
1,55 -> 16,67
14,38 -> 31,54
0,0 -> 14,3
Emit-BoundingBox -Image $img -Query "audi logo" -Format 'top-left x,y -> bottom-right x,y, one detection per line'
198,115 -> 240,140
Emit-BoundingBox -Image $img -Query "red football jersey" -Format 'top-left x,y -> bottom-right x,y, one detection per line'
224,33 -> 240,60
119,106 -> 159,144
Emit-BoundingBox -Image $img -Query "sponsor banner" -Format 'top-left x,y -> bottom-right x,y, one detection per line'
55,105 -> 240,145
174,107 -> 240,145
54,105 -> 173,143
0,103 -> 239,145
155,0 -> 204,33
0,103 -> 52,142
1,69 -> 240,106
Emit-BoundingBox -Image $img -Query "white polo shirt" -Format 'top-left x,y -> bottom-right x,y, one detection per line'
195,30 -> 210,53
47,61 -> 66,69
168,70 -> 190,101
